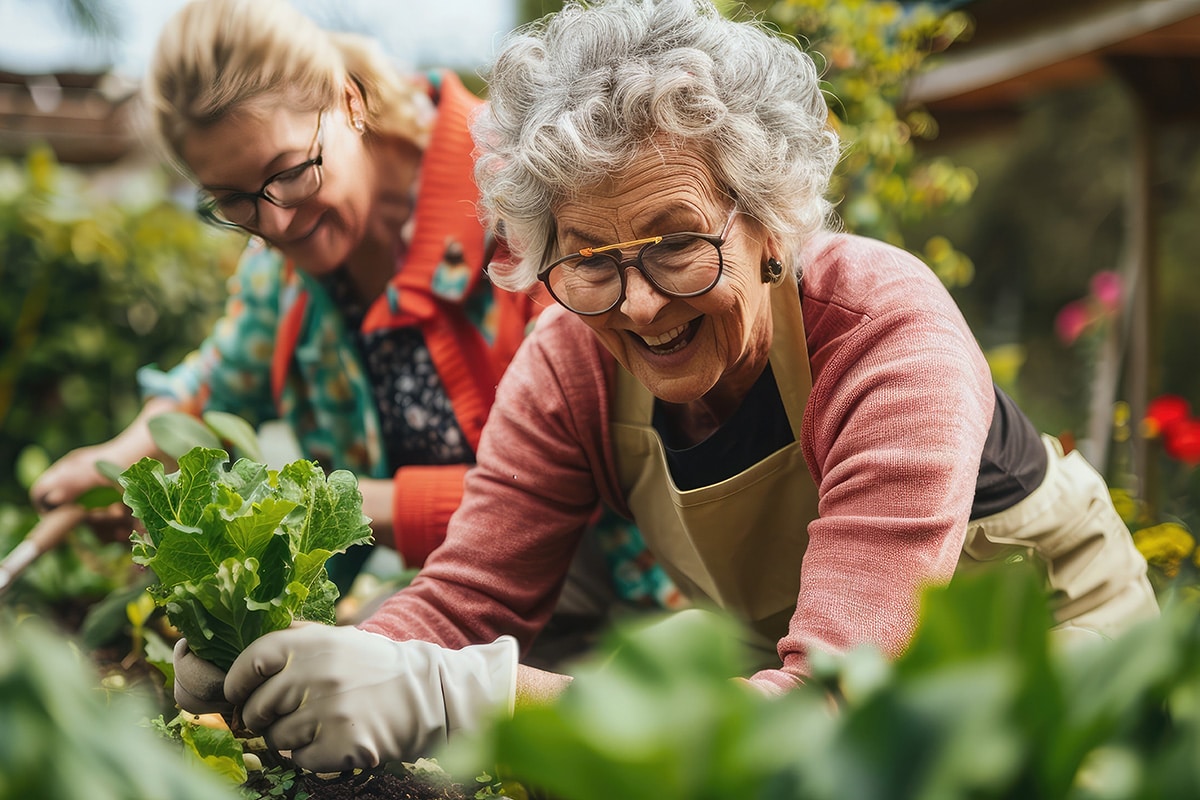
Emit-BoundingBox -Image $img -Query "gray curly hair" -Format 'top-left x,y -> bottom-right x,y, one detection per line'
473,0 -> 841,291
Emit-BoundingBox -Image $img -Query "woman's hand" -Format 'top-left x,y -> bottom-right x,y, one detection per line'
225,625 -> 518,772
356,477 -> 395,539
29,442 -> 121,515
29,397 -> 178,541
28,442 -> 138,543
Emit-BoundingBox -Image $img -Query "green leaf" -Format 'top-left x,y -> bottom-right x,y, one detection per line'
148,411 -> 223,459
144,626 -> 177,686
202,410 -> 264,463
0,614 -> 244,800
76,484 -> 123,509
77,577 -> 155,649
94,458 -> 125,483
179,719 -> 247,785
283,467 -> 374,556
119,447 -> 373,671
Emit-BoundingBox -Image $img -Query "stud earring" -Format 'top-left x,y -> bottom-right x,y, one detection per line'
762,257 -> 784,283
353,117 -> 365,133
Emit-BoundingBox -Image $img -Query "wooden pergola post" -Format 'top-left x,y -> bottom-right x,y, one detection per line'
1085,81 -> 1155,494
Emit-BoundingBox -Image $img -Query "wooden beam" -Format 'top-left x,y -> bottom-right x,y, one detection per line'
907,0 -> 1200,105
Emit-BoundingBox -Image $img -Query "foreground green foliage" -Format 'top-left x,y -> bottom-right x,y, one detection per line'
120,447 -> 373,670
0,611 -> 241,800
450,565 -> 1200,800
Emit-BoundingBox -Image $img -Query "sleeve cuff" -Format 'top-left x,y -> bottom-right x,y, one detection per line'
391,464 -> 470,567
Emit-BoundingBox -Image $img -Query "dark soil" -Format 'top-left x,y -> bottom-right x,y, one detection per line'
294,770 -> 473,800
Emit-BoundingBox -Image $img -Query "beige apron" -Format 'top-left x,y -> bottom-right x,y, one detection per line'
610,281 -> 1159,664
961,435 -> 1160,640
611,282 -> 816,665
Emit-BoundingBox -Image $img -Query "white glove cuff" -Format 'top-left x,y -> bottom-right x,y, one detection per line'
442,634 -> 520,737
487,635 -> 519,717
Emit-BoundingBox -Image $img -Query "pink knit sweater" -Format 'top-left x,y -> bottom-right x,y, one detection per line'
360,232 -> 995,694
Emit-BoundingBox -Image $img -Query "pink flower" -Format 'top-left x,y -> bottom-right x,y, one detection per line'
1089,270 -> 1123,314
1054,300 -> 1091,345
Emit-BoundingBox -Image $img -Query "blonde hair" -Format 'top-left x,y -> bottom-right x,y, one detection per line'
144,0 -> 432,172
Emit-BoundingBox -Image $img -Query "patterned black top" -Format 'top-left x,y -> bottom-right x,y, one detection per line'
320,267 -> 474,470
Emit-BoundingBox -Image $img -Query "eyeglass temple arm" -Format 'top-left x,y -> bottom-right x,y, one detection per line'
578,234 -> 663,258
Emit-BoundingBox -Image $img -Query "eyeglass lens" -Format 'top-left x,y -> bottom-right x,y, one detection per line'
546,234 -> 722,314
213,164 -> 322,227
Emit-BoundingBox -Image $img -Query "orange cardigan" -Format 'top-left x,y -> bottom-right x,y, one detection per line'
271,71 -> 543,566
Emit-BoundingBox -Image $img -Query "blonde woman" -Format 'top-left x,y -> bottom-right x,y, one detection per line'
31,0 -> 550,591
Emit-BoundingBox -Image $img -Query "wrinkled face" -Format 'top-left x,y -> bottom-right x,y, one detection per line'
551,147 -> 775,405
181,97 -> 373,276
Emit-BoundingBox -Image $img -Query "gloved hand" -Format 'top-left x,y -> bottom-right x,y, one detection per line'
225,625 -> 518,772
172,638 -> 234,715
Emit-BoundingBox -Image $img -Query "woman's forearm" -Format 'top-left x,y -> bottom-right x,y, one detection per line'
515,663 -> 573,710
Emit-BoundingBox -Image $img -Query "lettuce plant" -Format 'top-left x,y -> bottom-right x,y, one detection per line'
120,447 -> 373,670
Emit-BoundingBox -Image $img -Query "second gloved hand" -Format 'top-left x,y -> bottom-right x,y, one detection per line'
224,625 -> 518,773
173,638 -> 234,715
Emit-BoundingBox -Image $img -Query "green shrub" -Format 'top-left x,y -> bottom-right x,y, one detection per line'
0,144 -> 244,507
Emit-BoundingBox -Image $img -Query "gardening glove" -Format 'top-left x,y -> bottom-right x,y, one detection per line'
225,624 -> 518,773
172,638 -> 234,715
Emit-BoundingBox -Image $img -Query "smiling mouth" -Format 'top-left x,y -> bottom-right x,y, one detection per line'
634,318 -> 702,355
295,217 -> 323,242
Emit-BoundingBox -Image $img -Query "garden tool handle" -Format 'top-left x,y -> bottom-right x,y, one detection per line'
0,505 -> 86,595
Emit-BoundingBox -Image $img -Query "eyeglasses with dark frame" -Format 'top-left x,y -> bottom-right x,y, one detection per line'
197,111 -> 327,230
539,207 -> 739,316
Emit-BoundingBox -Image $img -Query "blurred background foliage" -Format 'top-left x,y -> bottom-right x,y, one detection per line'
0,610 -> 242,800
1,148 -> 243,505
903,82 -> 1200,439
0,145 -> 244,618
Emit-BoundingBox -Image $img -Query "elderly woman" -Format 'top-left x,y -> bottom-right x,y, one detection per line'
175,0 -> 1159,772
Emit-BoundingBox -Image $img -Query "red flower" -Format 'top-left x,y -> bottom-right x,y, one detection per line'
1144,394 -> 1192,438
1163,418 -> 1200,466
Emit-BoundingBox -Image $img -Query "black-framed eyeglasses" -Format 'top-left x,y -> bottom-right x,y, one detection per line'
539,207 -> 738,316
197,111 -> 326,230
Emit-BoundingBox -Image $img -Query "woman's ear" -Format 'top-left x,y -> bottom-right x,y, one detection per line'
344,80 -> 366,133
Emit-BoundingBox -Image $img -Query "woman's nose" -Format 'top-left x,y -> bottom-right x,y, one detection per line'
253,201 -> 299,239
619,265 -> 670,324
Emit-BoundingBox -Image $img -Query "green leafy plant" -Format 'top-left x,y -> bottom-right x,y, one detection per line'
151,711 -> 249,785
449,563 -> 1200,800
239,765 -> 311,800
119,447 -> 373,670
